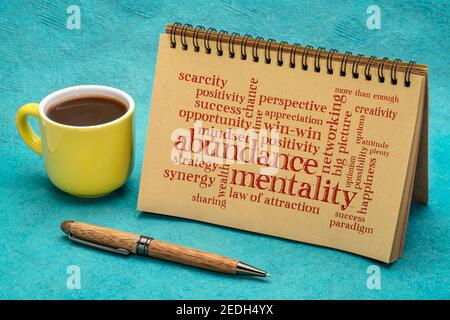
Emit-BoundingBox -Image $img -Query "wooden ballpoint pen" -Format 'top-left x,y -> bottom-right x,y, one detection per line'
61,221 -> 270,277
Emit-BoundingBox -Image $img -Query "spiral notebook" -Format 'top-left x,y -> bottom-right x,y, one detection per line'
138,23 -> 428,263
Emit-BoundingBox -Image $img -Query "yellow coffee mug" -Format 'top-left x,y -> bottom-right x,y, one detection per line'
16,85 -> 135,197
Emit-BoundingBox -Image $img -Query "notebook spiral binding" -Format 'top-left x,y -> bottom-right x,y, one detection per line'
169,23 -> 418,87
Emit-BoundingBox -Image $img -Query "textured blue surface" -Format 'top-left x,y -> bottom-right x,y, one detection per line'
0,0 -> 449,300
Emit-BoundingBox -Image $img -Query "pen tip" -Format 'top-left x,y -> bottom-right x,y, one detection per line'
60,220 -> 73,234
236,262 -> 270,277
265,273 -> 271,277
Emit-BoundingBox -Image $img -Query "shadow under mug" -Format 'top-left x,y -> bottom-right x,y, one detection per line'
16,85 -> 135,198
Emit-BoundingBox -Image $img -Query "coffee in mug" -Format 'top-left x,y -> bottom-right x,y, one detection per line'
16,85 -> 135,198
46,96 -> 128,127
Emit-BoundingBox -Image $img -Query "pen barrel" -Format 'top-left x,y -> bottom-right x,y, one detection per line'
148,240 -> 239,274
68,222 -> 141,254
66,222 -> 240,274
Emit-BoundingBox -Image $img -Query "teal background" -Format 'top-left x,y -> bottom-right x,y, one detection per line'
0,0 -> 449,300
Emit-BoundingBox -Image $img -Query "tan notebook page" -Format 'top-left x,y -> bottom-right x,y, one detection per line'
138,26 -> 427,263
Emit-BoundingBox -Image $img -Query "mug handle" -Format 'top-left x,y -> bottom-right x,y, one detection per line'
16,103 -> 42,155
